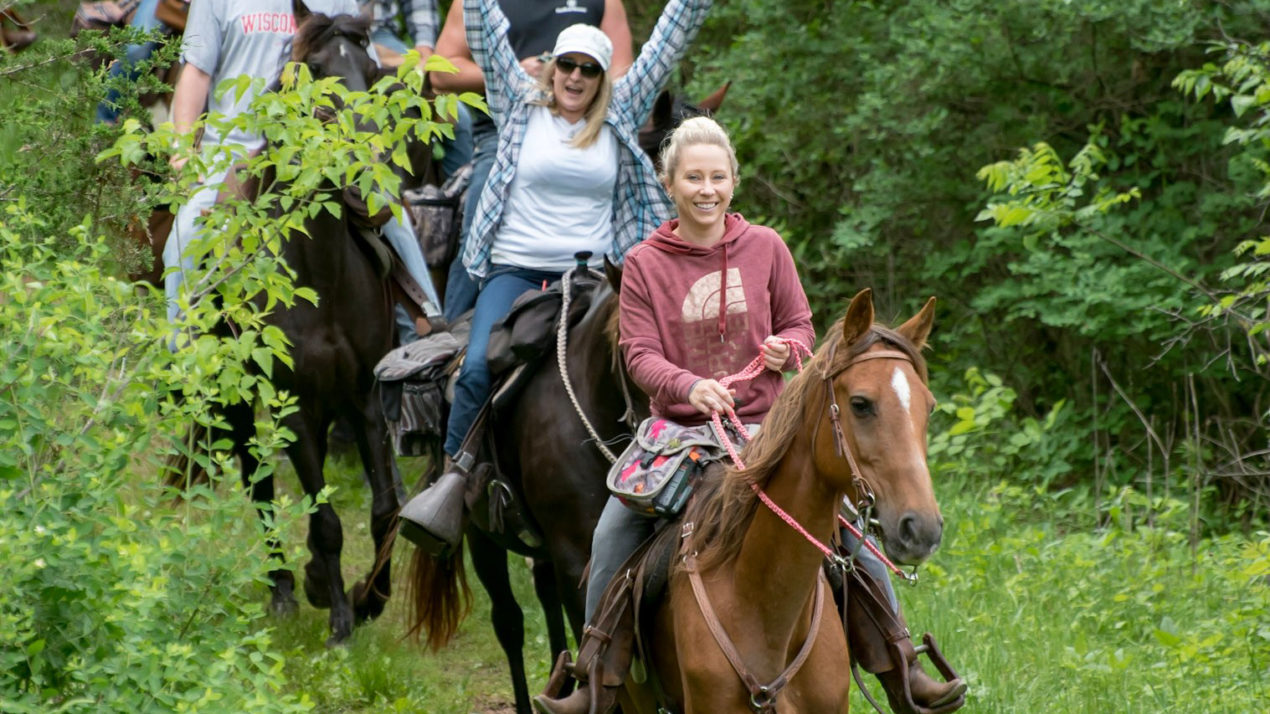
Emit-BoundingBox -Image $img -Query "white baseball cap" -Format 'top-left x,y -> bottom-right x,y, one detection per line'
552,24 -> 613,72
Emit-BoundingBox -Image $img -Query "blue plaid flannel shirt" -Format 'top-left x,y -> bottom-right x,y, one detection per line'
461,0 -> 713,280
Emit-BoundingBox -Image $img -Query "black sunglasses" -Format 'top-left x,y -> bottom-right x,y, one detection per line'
555,56 -> 603,79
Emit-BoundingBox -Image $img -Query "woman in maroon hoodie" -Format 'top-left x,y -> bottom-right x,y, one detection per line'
536,116 -> 964,714
536,116 -> 812,712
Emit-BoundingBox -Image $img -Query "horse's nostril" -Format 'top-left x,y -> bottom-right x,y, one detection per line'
899,514 -> 919,546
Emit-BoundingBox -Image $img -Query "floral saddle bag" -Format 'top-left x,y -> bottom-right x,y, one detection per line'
607,417 -> 747,517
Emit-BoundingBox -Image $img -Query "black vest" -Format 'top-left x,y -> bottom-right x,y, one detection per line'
501,0 -> 606,59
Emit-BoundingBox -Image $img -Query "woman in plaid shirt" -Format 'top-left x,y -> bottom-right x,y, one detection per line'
399,0 -> 712,557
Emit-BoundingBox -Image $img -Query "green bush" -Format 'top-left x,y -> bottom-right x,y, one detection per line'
0,202 -> 313,711
0,38 -> 469,707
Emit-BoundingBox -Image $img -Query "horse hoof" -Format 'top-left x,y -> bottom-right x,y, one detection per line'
326,610 -> 354,648
271,594 -> 299,617
351,580 -> 386,624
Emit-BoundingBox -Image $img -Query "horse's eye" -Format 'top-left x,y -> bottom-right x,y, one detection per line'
849,396 -> 874,418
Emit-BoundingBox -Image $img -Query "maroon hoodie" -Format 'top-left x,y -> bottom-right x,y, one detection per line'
619,213 -> 815,426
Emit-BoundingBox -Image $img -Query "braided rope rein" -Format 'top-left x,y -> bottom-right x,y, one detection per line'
557,267 -> 619,464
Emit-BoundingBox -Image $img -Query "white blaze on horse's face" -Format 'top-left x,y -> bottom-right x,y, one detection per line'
339,43 -> 348,59
891,365 -> 930,471
890,366 -> 911,414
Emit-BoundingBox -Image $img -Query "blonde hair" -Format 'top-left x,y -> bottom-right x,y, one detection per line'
657,115 -> 741,186
533,59 -> 613,149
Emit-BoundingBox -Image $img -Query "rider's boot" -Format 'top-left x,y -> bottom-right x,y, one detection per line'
843,565 -> 967,714
532,647 -> 620,714
534,565 -> 637,714
397,457 -> 468,555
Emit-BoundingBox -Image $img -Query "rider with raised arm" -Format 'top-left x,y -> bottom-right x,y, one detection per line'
397,0 -> 712,557
427,0 -> 633,322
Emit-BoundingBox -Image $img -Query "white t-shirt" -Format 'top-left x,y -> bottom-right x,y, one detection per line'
491,105 -> 618,272
182,0 -> 364,150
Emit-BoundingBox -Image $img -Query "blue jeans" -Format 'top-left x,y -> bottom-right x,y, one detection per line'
384,208 -> 442,344
370,27 -> 410,55
438,102 -> 474,180
585,496 -> 659,622
166,164 -> 441,347
442,265 -> 559,456
442,121 -> 496,323
842,526 -> 899,613
96,0 -> 166,124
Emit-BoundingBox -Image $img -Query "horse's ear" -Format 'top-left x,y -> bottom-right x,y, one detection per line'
651,91 -> 673,128
292,0 -> 311,23
841,288 -> 874,346
895,296 -> 936,351
604,256 -> 623,293
697,80 -> 731,115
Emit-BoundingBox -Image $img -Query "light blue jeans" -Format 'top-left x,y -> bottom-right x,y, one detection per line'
166,164 -> 440,345
585,496 -> 658,622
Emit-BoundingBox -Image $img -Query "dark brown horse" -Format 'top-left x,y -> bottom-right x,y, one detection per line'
404,267 -> 635,712
176,10 -> 401,647
616,288 -> 942,712
401,83 -> 730,713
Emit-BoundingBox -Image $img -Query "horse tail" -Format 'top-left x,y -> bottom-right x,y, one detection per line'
404,538 -> 472,651
401,436 -> 471,651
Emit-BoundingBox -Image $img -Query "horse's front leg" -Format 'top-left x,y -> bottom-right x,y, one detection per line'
530,557 -> 570,665
228,400 -> 298,616
349,395 -> 400,624
287,413 -> 353,646
468,528 -> 533,714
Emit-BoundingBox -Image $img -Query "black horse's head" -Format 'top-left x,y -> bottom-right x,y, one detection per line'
638,81 -> 731,172
290,11 -> 377,93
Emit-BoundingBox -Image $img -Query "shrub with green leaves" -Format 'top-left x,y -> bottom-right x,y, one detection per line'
1,40 -> 474,708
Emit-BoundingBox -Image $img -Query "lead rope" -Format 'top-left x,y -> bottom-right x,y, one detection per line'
557,268 -> 618,464
707,339 -> 910,578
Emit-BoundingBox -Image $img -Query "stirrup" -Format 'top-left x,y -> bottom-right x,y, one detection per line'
852,632 -> 966,714
397,469 -> 466,555
542,650 -> 577,698
915,632 -> 962,690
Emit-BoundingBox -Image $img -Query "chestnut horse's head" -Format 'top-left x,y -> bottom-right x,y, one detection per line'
814,288 -> 941,565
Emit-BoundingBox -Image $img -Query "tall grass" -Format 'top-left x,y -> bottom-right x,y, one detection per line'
271,456 -> 1267,713
891,479 -> 1269,714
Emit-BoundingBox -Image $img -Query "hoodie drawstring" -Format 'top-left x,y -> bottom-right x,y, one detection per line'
717,240 -> 729,342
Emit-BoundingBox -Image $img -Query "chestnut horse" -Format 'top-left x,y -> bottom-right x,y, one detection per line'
626,288 -> 942,713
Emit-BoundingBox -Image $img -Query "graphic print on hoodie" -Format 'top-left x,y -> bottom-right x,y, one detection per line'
682,267 -> 748,380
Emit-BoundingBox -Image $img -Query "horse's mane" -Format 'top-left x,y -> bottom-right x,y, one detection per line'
290,12 -> 371,63
685,320 -> 928,573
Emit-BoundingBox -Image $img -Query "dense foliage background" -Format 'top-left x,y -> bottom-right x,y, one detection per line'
628,0 -> 1270,527
2,0 -> 1267,710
